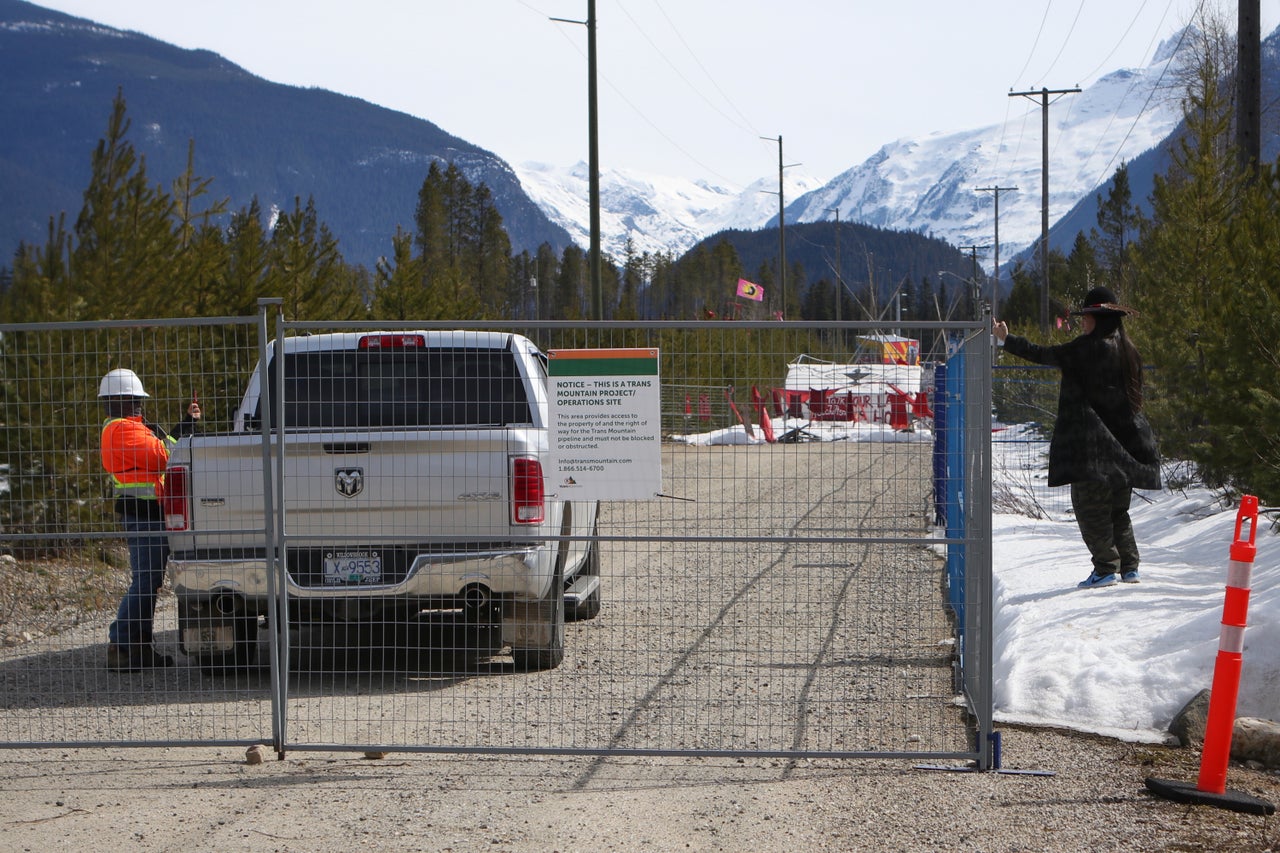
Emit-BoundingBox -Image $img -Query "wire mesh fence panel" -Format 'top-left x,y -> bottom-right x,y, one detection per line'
991,364 -> 1061,519
272,320 -> 978,759
1,314 -> 990,760
0,317 -> 274,747
991,363 -> 1163,521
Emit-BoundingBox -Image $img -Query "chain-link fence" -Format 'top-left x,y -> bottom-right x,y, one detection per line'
1,307 -> 994,766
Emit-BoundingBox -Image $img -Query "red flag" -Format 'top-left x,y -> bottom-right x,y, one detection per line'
736,278 -> 764,302
698,395 -> 712,422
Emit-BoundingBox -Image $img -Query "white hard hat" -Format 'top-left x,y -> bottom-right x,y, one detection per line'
98,368 -> 149,398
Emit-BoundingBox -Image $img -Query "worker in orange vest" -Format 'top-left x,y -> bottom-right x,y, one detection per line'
99,369 -> 200,672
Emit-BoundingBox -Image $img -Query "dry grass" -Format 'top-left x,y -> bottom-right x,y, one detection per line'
0,547 -> 129,646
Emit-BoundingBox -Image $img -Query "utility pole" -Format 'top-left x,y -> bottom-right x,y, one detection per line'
761,135 -> 799,318
1009,86 -> 1080,332
586,0 -> 601,320
957,244 -> 990,318
826,207 -> 841,324
1237,0 -> 1261,179
975,185 -> 1017,313
550,1 -> 602,320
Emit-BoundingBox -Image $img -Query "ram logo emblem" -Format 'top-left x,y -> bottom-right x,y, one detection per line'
335,468 -> 364,498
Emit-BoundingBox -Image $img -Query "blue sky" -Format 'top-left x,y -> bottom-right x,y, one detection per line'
32,1 -> 1280,187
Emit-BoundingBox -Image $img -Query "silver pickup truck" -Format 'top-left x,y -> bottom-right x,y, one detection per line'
161,331 -> 600,672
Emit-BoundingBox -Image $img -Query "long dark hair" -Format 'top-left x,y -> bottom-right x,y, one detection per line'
1091,313 -> 1143,412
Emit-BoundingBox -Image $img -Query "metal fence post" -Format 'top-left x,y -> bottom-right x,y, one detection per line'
966,321 -> 995,769
255,298 -> 286,756
944,344 -> 966,622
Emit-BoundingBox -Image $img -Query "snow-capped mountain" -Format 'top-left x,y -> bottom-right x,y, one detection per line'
788,31 -> 1189,267
514,161 -> 824,260
518,31 -> 1190,269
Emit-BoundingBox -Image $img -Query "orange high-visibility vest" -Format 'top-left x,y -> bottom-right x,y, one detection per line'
101,416 -> 174,500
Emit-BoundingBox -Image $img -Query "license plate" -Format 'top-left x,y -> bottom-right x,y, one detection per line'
323,551 -> 383,584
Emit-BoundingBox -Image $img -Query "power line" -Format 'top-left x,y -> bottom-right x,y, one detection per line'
1084,11 -> 1201,190
543,0 -> 745,187
1076,0 -> 1161,83
1011,2 -> 1055,86
648,0 -> 761,136
616,1 -> 758,136
1033,0 -> 1087,84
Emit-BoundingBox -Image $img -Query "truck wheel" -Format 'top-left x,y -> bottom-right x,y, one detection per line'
511,559 -> 565,671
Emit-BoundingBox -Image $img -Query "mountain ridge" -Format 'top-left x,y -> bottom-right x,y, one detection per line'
517,26 -> 1279,274
0,0 -> 573,269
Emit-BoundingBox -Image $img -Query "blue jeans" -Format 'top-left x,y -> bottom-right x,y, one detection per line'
108,514 -> 170,651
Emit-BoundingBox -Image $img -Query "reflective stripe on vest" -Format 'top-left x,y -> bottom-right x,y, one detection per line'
111,480 -> 159,500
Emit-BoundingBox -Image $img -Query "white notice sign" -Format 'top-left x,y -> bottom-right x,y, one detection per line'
547,348 -> 662,500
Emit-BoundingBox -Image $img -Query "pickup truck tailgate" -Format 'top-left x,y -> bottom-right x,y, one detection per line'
173,428 -> 544,550
281,429 -> 539,541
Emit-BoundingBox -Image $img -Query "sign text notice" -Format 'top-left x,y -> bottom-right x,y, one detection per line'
547,348 -> 662,500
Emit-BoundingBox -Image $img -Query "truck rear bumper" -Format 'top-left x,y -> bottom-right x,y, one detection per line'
169,546 -> 553,608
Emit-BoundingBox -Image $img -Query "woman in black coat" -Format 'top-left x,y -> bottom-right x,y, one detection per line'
992,286 -> 1161,589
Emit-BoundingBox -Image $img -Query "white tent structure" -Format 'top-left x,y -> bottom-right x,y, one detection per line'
781,337 -> 928,427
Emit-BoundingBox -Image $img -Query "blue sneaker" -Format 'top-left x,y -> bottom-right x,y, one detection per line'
1121,570 -> 1140,583
1078,572 -> 1118,589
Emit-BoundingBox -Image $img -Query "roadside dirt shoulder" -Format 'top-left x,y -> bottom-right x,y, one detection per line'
3,726 -> 1277,852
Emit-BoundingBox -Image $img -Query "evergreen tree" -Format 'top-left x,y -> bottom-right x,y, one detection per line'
267,196 -> 364,320
469,182 -> 512,317
413,161 -> 513,319
534,242 -> 559,323
695,239 -> 742,318
999,261 -> 1041,328
1061,232 -> 1100,311
554,244 -> 585,320
675,244 -> 713,318
912,275 -> 936,323
800,278 -> 834,321
616,238 -> 643,321
166,142 -> 232,317
1,216 -> 75,323
1130,16 -> 1248,491
414,161 -> 450,272
370,226 -> 429,320
1221,163 -> 1280,499
220,199 -> 273,316
1091,163 -> 1138,293
71,91 -> 182,319
646,250 -> 679,319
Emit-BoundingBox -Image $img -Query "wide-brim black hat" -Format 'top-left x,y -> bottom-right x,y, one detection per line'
1070,285 -> 1137,316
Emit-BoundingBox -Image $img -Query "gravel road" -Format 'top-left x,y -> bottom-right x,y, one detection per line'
2,730 -> 1277,852
2,443 -> 1278,850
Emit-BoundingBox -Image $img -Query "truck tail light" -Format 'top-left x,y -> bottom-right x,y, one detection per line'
511,457 -> 545,524
358,333 -> 425,349
163,465 -> 190,531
